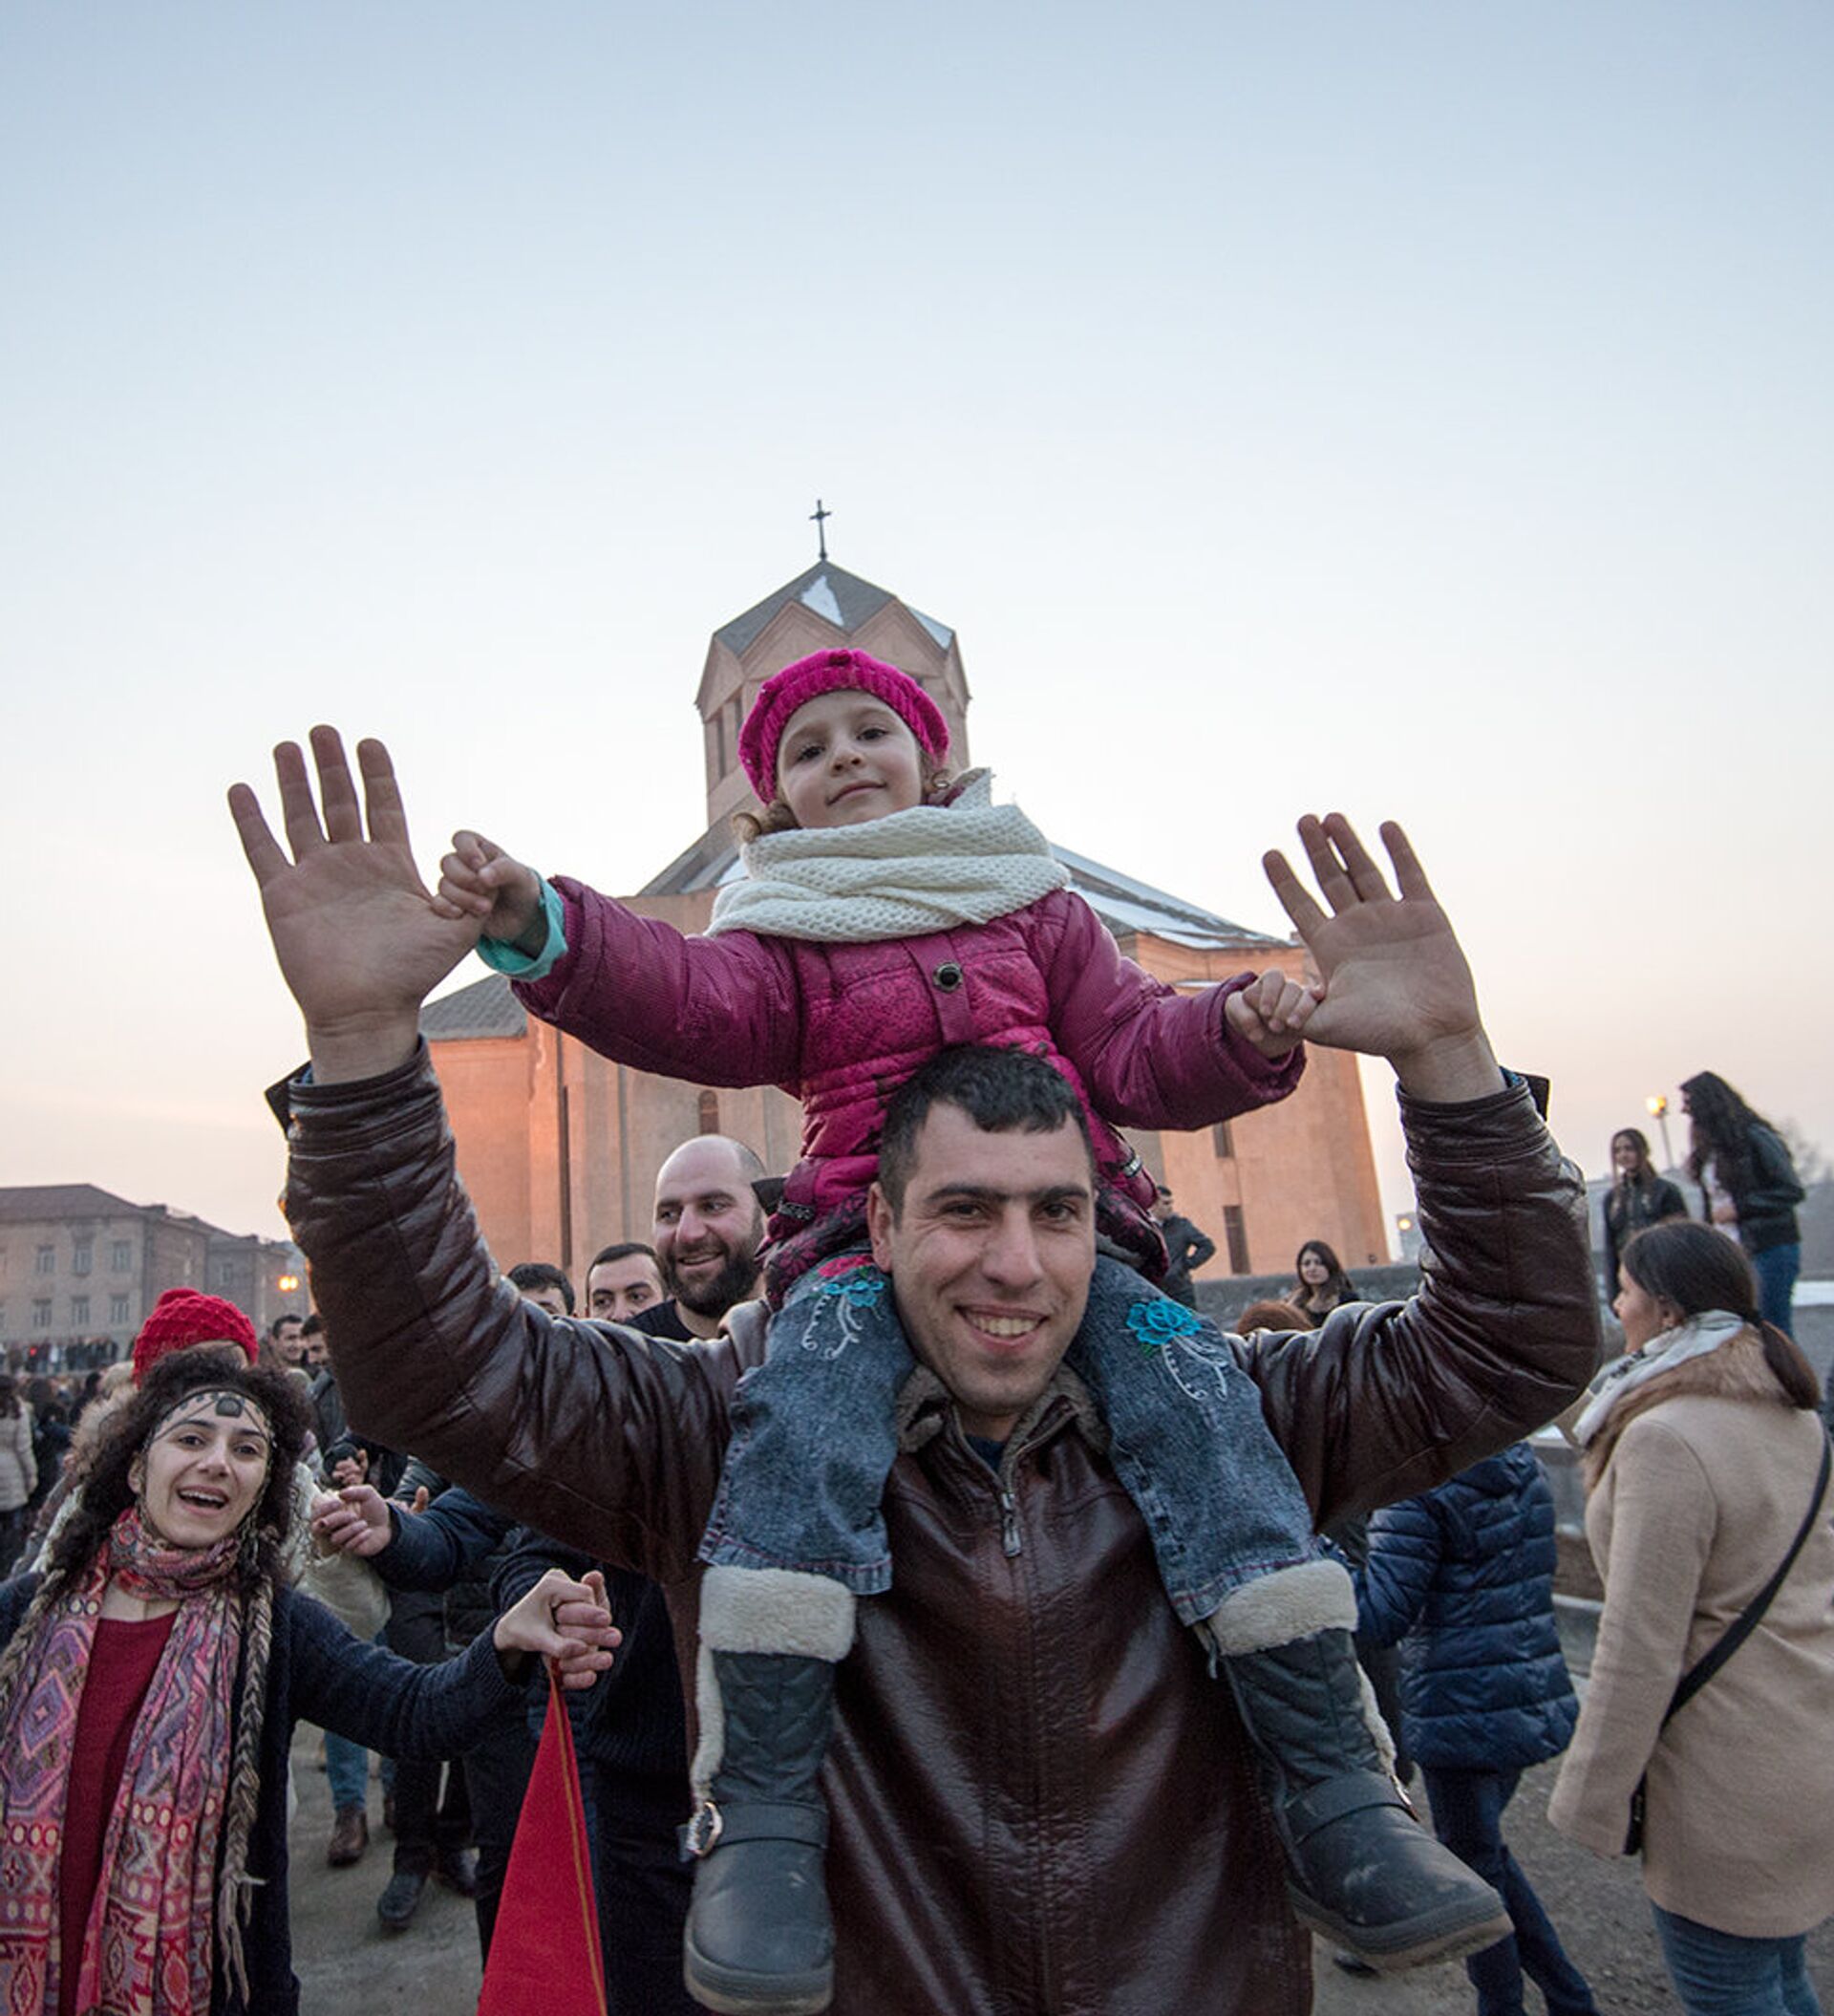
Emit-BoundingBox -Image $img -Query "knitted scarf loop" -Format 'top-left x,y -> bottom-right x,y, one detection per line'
706,770 -> 1070,943
0,1507 -> 245,2016
1572,1308 -> 1748,1449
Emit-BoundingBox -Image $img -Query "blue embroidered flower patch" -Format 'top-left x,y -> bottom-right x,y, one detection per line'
815,1266 -> 886,1311
1125,1298 -> 1205,1353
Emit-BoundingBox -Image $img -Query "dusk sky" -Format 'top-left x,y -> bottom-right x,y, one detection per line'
4,4 -> 1829,1255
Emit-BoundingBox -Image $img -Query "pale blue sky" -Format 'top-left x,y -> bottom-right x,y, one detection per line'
4,3 -> 1829,1247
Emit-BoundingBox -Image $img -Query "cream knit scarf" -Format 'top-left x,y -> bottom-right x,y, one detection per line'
705,770 -> 1070,945
1573,1309 -> 1748,1448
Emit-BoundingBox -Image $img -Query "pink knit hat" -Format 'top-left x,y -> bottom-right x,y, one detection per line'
132,1288 -> 260,1384
738,648 -> 949,805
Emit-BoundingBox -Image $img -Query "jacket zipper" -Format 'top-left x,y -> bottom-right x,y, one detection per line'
974,1430 -> 1046,2005
997,1485 -> 1022,1557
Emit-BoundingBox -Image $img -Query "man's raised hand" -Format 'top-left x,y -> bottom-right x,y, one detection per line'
1261,814 -> 1502,1105
228,728 -> 479,1082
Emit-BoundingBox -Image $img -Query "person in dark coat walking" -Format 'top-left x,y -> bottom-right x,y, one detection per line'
1354,1443 -> 1599,2016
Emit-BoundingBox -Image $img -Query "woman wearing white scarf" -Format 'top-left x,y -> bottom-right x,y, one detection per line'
1548,1221 -> 1834,2015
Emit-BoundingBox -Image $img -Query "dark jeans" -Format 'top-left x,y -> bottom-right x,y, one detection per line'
580,1769 -> 696,2016
385,1591 -> 472,1875
1750,1242 -> 1801,1337
1420,1767 -> 1598,2016
462,1708 -> 538,1958
390,1757 -> 471,1873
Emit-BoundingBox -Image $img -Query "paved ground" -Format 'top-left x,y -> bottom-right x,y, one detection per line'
290,1730 -> 484,2011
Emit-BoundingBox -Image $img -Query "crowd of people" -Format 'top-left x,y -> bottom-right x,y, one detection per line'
0,644 -> 1824,2016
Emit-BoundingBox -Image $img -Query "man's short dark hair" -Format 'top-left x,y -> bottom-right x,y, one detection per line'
588,1241 -> 658,1274
877,1046 -> 1096,1215
268,1312 -> 302,1339
508,1261 -> 576,1314
300,1313 -> 324,1339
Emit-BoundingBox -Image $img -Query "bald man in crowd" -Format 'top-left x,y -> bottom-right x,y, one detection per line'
626,1136 -> 768,1343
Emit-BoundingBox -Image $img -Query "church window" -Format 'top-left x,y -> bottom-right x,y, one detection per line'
697,1090 -> 720,1135
1222,1207 -> 1249,1275
1212,1121 -> 1235,1159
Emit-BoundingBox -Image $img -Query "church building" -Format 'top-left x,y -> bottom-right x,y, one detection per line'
420,555 -> 1389,1286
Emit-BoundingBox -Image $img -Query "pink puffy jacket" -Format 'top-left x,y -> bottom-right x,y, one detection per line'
517,881 -> 1301,1289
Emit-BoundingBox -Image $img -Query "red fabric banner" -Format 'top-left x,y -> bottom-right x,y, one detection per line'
477,1664 -> 608,2016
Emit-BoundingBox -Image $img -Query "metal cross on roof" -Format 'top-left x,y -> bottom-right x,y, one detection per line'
809,497 -> 833,562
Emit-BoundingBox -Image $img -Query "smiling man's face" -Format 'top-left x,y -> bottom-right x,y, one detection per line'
652,1139 -> 764,1323
865,1103 -> 1096,1442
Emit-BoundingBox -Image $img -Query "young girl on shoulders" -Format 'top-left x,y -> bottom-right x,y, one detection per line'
439,647 -> 1504,2008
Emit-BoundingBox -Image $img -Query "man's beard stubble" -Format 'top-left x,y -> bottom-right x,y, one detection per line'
664,1234 -> 762,1321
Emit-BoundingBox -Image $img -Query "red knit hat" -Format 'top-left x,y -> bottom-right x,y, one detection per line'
132,1288 -> 260,1384
737,648 -> 949,806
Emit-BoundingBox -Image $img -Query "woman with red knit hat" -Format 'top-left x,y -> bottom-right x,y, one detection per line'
131,1290 -> 260,1384
428,646 -> 1509,2007
21,1292 -> 264,1576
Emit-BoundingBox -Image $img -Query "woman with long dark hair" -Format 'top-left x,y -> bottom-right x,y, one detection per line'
1548,1222 -> 1834,2015
1290,1240 -> 1358,1325
1600,1128 -> 1687,1304
1680,1071 -> 1806,1334
0,1348 -> 615,2016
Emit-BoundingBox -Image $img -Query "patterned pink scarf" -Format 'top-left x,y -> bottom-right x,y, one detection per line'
0,1507 -> 245,2016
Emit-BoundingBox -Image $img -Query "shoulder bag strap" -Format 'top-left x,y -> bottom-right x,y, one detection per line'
1663,1427 -> 1831,1727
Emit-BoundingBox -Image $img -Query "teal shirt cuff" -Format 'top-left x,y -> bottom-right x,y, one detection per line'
475,876 -> 567,982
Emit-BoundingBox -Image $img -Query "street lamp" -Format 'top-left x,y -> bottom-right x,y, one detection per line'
277,1274 -> 300,1296
1645,1095 -> 1676,1174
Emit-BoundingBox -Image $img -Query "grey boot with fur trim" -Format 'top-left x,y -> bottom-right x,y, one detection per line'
1207,1560 -> 1511,1973
683,1568 -> 855,2016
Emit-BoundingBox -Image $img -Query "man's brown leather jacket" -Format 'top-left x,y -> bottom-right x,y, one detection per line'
285,1052 -> 1598,2015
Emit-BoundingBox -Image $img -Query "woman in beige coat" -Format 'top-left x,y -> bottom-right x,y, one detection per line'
1548,1220 -> 1834,2015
